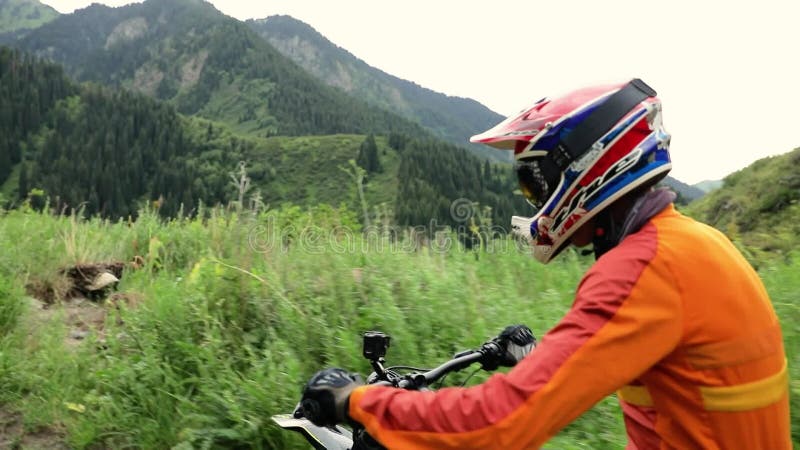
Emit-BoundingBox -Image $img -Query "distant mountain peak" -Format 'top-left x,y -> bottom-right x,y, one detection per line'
247,14 -> 365,67
661,176 -> 706,204
13,0 -> 430,138
0,0 -> 58,35
693,179 -> 723,194
247,14 -> 507,161
253,14 -> 313,28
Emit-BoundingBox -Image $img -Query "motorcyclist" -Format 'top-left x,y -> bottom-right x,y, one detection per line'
301,79 -> 791,449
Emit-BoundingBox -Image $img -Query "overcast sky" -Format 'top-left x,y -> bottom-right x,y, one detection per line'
43,0 -> 800,184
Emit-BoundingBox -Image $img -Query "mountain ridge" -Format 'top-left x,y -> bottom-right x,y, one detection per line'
13,0 -> 429,139
0,0 -> 57,34
247,15 -> 507,161
246,16 -> 711,194
693,179 -> 723,193
660,175 -> 705,204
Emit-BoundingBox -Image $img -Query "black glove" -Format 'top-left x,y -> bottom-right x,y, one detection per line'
300,368 -> 363,427
483,325 -> 536,370
498,324 -> 536,366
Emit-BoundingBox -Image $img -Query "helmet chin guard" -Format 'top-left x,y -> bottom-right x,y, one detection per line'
510,215 -> 535,243
472,79 -> 672,263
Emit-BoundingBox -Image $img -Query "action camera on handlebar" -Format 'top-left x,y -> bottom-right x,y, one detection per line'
363,331 -> 392,382
362,331 -> 391,361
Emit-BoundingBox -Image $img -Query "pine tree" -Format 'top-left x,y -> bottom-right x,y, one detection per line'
388,132 -> 407,151
17,163 -> 28,200
356,134 -> 382,174
0,141 -> 11,184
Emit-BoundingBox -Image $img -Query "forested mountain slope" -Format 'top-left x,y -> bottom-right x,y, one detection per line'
247,15 -> 506,161
14,0 -> 427,138
0,46 -> 526,225
0,46 -> 248,217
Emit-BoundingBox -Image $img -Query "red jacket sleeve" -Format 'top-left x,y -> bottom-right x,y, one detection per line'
348,223 -> 683,449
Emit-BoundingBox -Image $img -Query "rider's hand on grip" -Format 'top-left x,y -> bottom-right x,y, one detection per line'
301,367 -> 364,427
498,324 -> 536,366
488,324 -> 536,369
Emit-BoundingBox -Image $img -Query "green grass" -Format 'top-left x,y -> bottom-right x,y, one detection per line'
0,206 -> 796,448
759,258 -> 800,447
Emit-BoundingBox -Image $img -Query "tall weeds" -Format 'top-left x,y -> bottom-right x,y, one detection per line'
0,206 -> 796,448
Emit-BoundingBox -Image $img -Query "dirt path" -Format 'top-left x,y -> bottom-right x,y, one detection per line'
1,261 -> 135,448
26,296 -> 111,350
0,298 -> 101,449
0,296 -> 123,449
0,408 -> 68,450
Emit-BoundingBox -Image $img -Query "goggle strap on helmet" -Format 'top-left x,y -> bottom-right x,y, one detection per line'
549,78 -> 657,171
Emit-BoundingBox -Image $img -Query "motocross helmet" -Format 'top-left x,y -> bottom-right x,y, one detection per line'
471,79 -> 671,263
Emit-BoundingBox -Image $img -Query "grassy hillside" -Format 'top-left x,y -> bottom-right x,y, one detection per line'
247,15 -> 507,161
0,206 -> 796,448
243,133 -> 398,207
226,130 -> 525,231
0,0 -> 57,35
686,147 -> 800,259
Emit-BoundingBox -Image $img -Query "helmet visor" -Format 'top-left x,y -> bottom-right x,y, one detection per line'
515,158 -> 552,209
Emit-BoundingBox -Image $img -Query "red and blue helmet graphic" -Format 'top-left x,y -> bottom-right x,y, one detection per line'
472,81 -> 671,263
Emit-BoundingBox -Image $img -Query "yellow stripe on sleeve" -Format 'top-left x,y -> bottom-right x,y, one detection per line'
699,359 -> 789,412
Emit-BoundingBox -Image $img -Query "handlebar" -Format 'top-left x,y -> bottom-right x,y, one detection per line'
371,340 -> 508,390
295,325 -> 535,423
370,350 -> 484,389
404,349 -> 486,387
287,326 -> 535,450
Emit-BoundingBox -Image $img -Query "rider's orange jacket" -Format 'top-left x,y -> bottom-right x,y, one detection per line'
348,205 -> 791,449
